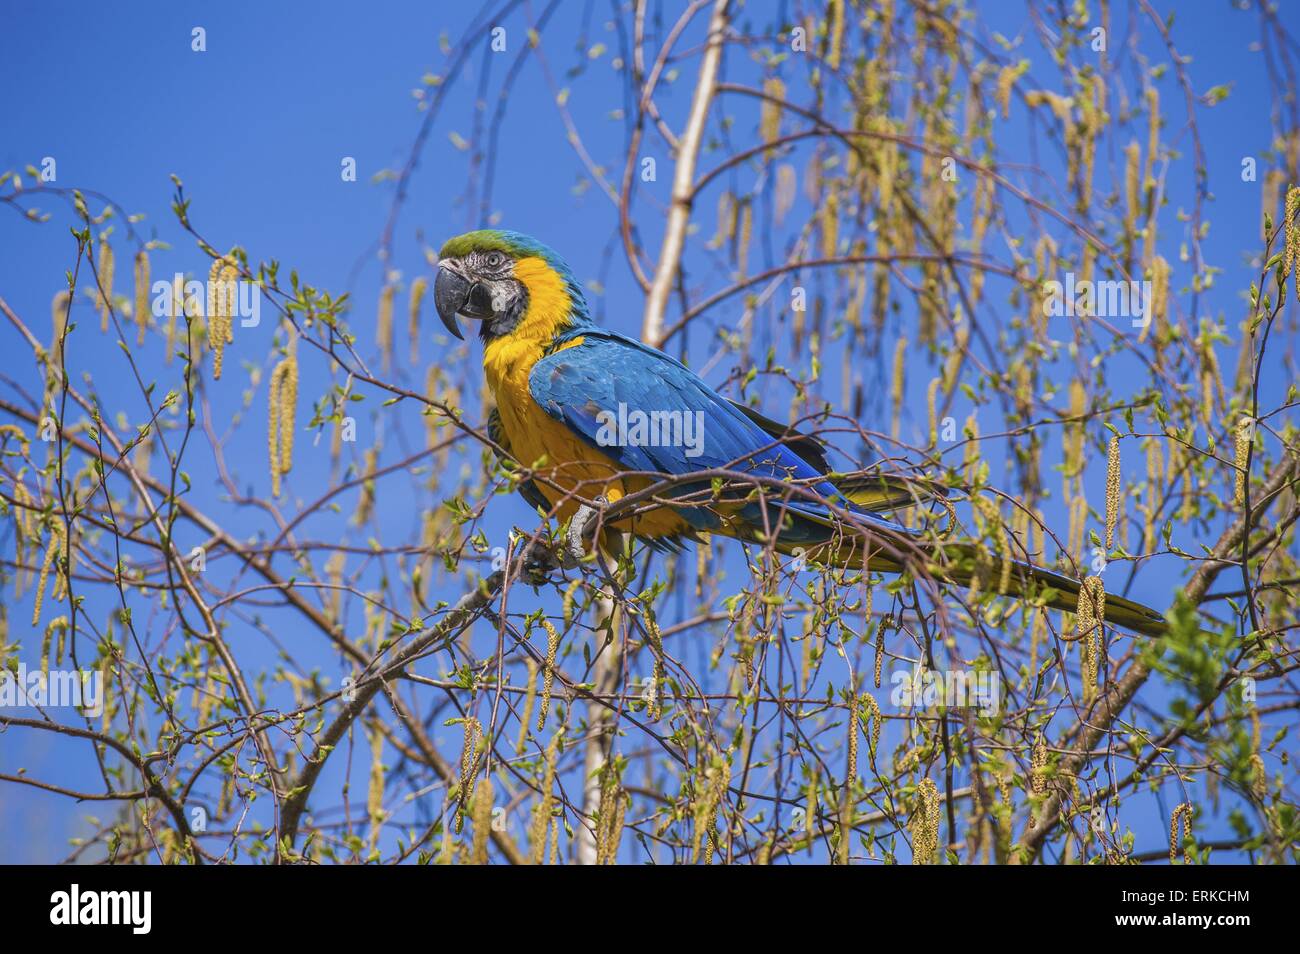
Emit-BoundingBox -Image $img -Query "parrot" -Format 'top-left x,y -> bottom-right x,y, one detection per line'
432,228 -> 1169,636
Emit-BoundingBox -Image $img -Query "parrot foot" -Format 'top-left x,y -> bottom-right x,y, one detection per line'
519,545 -> 564,585
565,495 -> 608,566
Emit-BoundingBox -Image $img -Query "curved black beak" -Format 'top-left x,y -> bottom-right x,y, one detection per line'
434,265 -> 495,341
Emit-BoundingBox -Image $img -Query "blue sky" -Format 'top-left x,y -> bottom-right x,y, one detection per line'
0,0 -> 1294,863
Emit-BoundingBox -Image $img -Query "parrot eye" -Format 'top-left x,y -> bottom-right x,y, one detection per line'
483,251 -> 507,270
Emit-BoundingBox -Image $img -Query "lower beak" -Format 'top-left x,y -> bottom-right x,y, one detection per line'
434,266 -> 495,340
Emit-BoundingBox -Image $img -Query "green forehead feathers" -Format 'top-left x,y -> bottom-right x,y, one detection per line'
438,230 -> 521,260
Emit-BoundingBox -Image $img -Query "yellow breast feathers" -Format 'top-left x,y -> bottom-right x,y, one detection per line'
480,257 -> 687,538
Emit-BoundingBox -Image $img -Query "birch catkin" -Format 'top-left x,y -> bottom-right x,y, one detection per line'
408,276 -> 428,364
166,274 -> 183,363
873,613 -> 889,688
1284,186 -> 1300,294
1234,418 -> 1251,507
646,614 -> 664,721
1073,576 -> 1105,642
1124,141 -> 1141,246
366,726 -> 386,851
133,250 -> 150,345
457,716 -> 483,831
470,777 -> 493,865
529,731 -> 561,864
1145,255 -> 1170,344
1250,708 -> 1267,799
377,283 -> 395,373
995,61 -> 1026,119
926,376 -> 941,445
911,778 -> 940,865
97,238 -> 114,331
267,333 -> 299,497
760,77 -> 785,146
826,0 -> 844,70
31,521 -> 65,627
50,290 -> 69,371
516,659 -> 538,756
1075,576 -> 1105,703
774,164 -> 796,225
1065,379 -> 1086,481
1105,436 -> 1120,550
890,337 -> 907,438
207,256 -> 237,379
1030,735 -> 1047,795
538,618 -> 559,730
1169,802 -> 1192,864
846,701 -> 859,785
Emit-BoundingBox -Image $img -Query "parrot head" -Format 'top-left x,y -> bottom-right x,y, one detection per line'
434,229 -> 589,342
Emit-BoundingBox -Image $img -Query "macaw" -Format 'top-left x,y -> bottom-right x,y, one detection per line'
433,229 -> 1167,636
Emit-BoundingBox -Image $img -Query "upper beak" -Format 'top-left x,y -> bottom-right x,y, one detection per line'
434,264 -> 495,341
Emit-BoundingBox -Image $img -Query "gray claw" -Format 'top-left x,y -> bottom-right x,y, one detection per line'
566,495 -> 607,565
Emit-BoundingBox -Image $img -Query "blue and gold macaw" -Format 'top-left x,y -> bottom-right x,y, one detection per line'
433,229 -> 1167,635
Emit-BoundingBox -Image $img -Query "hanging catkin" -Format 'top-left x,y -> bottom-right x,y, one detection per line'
1144,255 -> 1170,345
1074,577 -> 1105,703
97,238 -> 114,331
207,255 -> 237,379
760,77 -> 785,147
469,777 -> 494,865
995,61 -> 1027,119
529,731 -> 561,864
1072,576 -> 1105,642
1141,88 -> 1160,266
50,290 -> 69,372
926,376 -> 941,445
408,276 -> 428,365
1249,707 -> 1267,799
910,778 -> 940,864
31,521 -> 65,627
537,618 -> 559,731
1144,439 -> 1164,548
166,274 -> 183,363
516,658 -> 539,756
1284,186 -> 1300,292
890,337 -> 907,438
377,283 -> 395,373
873,613 -> 889,688
1234,418 -> 1251,507
1169,802 -> 1192,864
1124,140 -> 1141,237
1030,735 -> 1047,795
820,191 -> 838,260
774,164 -> 796,225
1104,436 -> 1120,549
457,717 -> 483,832
366,725 -> 386,852
646,613 -> 664,721
133,250 -> 150,345
267,332 -> 299,497
737,200 -> 753,278
846,699 -> 859,787
826,0 -> 844,69
595,771 -> 627,865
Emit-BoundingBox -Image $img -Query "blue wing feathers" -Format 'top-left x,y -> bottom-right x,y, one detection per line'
529,330 -> 916,540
